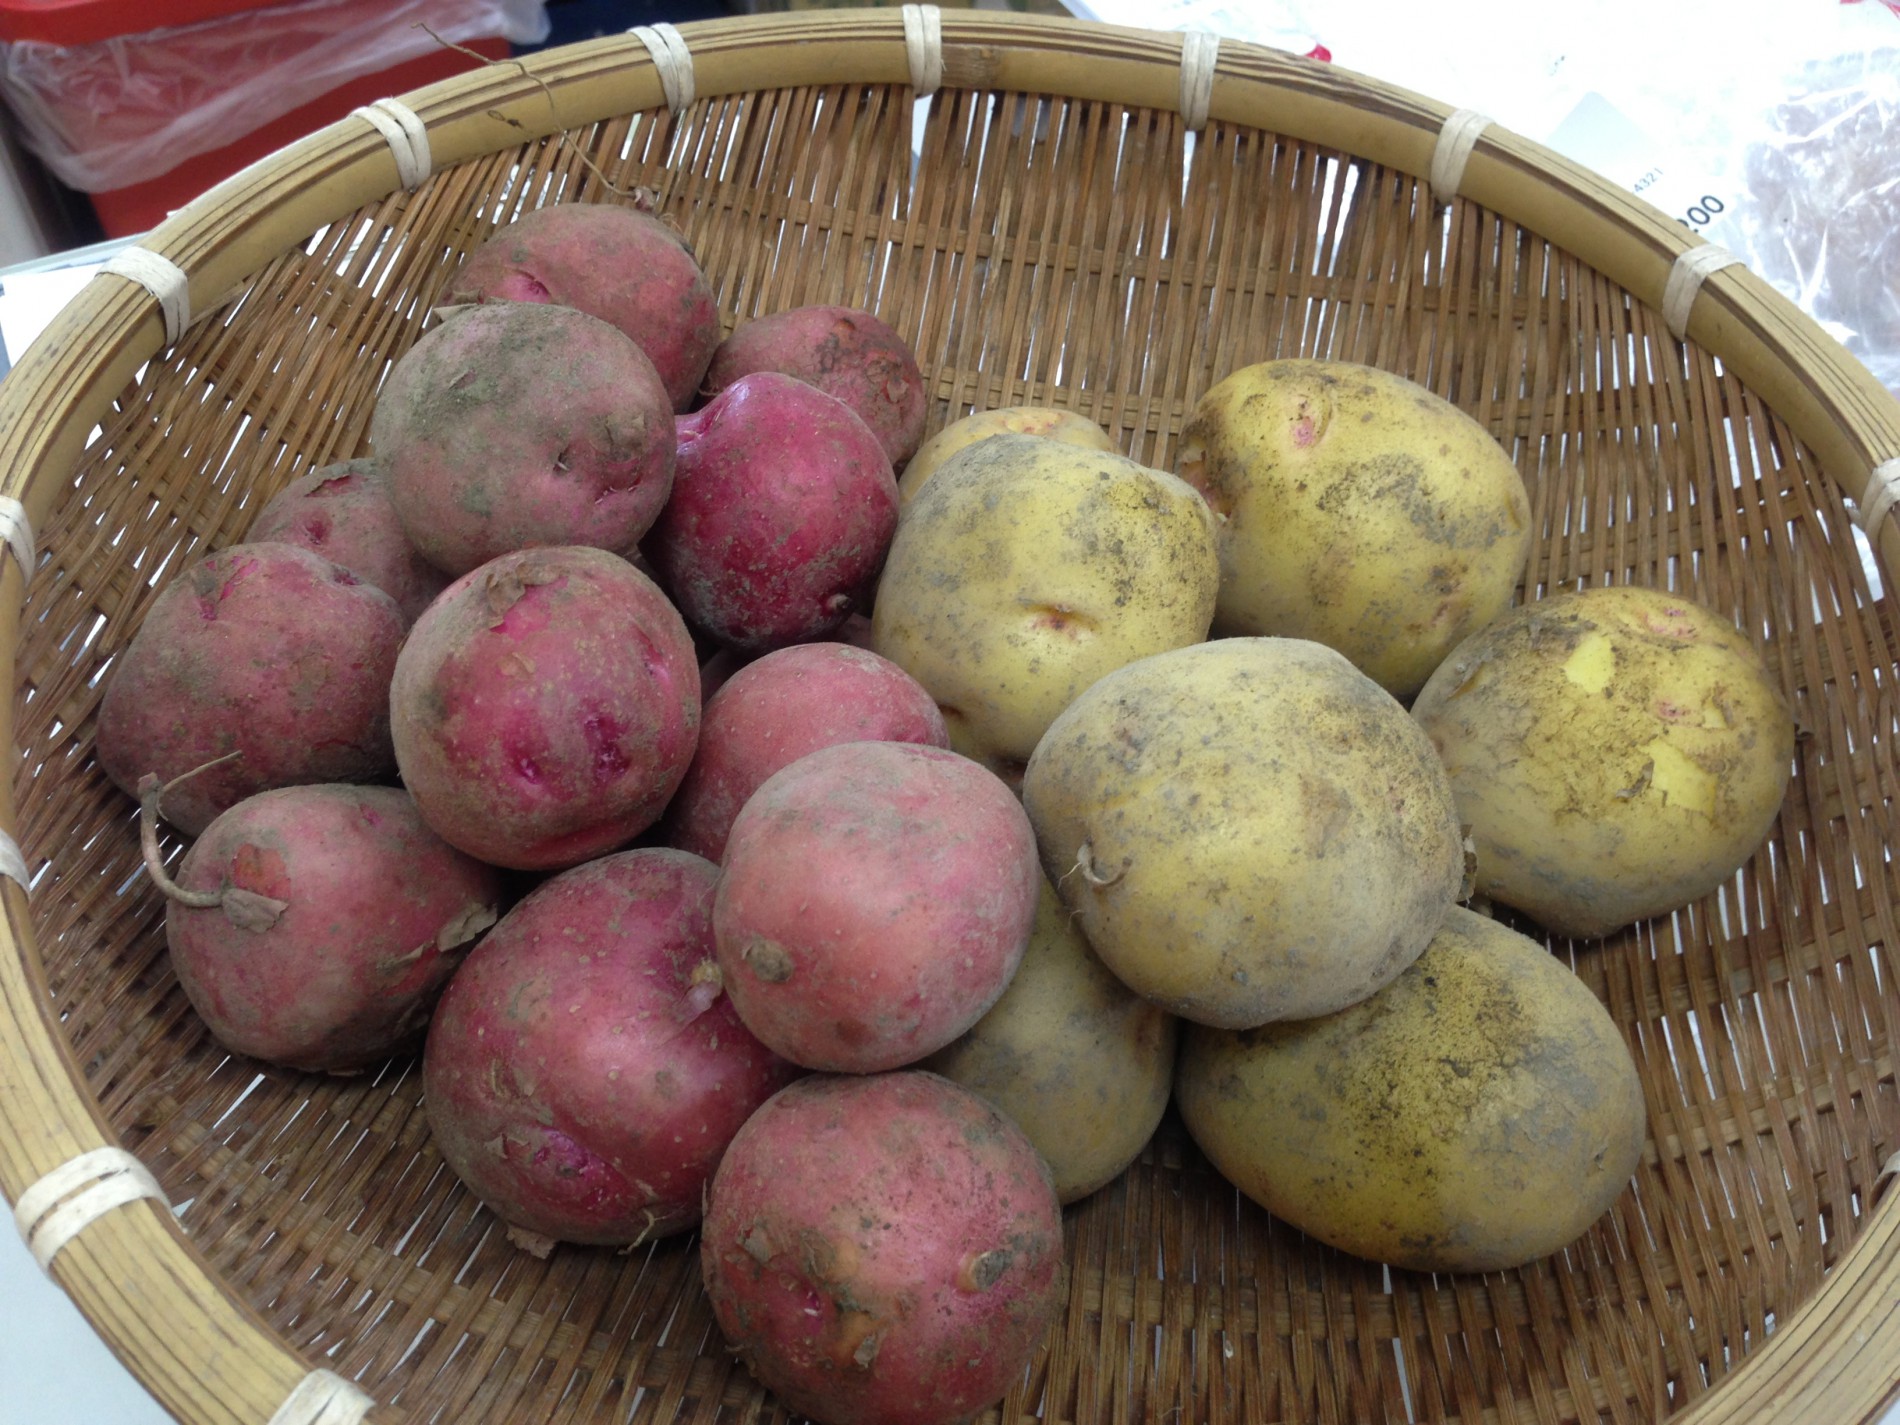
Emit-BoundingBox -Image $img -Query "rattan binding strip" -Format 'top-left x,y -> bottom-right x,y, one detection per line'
13,1147 -> 168,1271
0,496 -> 32,585
1178,30 -> 1219,130
349,100 -> 432,192
266,1370 -> 374,1425
631,23 -> 695,113
1429,107 -> 1492,204
0,830 -> 28,892
97,248 -> 190,346
902,4 -> 944,95
1663,243 -> 1746,342
1858,458 -> 1900,536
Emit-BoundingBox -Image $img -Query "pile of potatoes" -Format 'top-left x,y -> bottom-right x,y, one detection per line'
95,198 -> 1800,1425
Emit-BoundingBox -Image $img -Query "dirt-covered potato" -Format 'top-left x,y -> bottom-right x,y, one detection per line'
713,741 -> 1039,1074
1411,584 -> 1796,939
1176,359 -> 1533,698
1022,637 -> 1466,1029
701,1072 -> 1062,1425
898,407 -> 1117,506
872,434 -> 1218,777
1176,906 -> 1647,1274
921,875 -> 1177,1205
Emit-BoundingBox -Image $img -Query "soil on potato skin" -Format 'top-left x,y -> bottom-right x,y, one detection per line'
701,1072 -> 1062,1425
1177,906 -> 1647,1274
446,203 -> 720,412
1022,638 -> 1464,1028
706,305 -> 927,467
95,542 -> 406,836
371,304 -> 676,576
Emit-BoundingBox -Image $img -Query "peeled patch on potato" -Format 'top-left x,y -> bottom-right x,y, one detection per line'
1411,584 -> 1796,939
1176,905 -> 1648,1275
872,433 -> 1219,776
1022,637 -> 1466,1028
1177,358 -> 1532,698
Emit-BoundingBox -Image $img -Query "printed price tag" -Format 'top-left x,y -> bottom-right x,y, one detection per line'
1546,92 -> 1739,240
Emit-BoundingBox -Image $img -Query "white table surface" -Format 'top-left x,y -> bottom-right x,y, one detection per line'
0,1221 -> 178,1424
4,8 -> 1900,1423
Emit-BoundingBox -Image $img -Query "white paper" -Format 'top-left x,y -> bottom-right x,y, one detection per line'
0,264 -> 103,374
1546,92 -> 1742,244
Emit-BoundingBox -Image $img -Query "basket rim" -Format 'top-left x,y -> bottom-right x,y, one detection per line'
0,11 -> 1897,1425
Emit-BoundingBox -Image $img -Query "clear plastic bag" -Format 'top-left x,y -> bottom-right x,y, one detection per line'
0,0 -> 551,193
1730,45 -> 1900,397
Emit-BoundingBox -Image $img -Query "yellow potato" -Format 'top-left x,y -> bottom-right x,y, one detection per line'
1021,637 -> 1466,1028
1176,359 -> 1533,697
1178,908 -> 1641,1276
898,406 -> 1117,507
1411,584 -> 1796,939
1177,905 -> 1647,1274
871,433 -> 1219,775
922,876 -> 1177,1205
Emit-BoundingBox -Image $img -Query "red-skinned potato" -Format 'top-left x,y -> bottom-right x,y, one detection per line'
662,642 -> 948,863
446,201 -> 720,412
371,303 -> 675,577
701,1071 -> 1063,1425
244,457 -> 449,624
646,373 -> 899,653
144,780 -> 501,1073
713,740 -> 1038,1073
390,546 -> 701,872
424,848 -> 802,1254
95,542 -> 405,836
696,614 -> 878,704
705,305 -> 927,467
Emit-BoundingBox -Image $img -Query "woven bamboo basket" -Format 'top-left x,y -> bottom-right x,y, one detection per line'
3,10 -> 1899,1424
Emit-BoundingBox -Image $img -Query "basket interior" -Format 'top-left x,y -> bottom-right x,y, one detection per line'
12,64 -> 1900,1425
